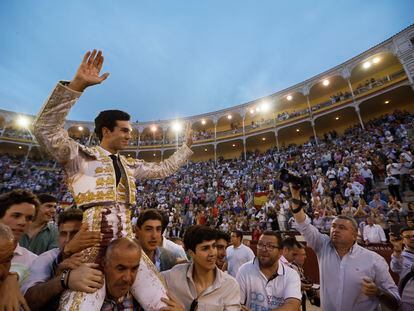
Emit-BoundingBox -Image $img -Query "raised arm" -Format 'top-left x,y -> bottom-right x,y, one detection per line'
67,49 -> 109,92
34,50 -> 109,166
289,184 -> 328,253
130,145 -> 193,180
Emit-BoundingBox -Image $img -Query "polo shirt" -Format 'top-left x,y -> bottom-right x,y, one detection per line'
236,259 -> 301,310
19,222 -> 59,255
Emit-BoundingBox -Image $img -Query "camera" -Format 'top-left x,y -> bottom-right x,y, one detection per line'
279,168 -> 304,188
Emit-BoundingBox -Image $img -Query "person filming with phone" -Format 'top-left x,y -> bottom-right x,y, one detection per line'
286,171 -> 400,311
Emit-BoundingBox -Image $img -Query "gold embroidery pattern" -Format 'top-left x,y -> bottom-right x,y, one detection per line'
94,166 -> 113,174
74,189 -> 115,206
96,176 -> 115,187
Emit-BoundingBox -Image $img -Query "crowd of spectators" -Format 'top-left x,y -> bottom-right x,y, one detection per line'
2,110 -> 413,243
1,109 -> 414,310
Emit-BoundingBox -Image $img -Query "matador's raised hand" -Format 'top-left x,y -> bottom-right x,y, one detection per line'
68,49 -> 110,92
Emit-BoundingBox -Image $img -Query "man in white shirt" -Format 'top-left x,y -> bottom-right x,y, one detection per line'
226,230 -> 255,278
160,211 -> 188,261
23,209 -> 103,310
236,231 -> 301,310
363,217 -> 386,244
0,189 -> 39,310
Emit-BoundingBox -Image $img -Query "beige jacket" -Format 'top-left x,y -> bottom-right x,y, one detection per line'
34,82 -> 193,208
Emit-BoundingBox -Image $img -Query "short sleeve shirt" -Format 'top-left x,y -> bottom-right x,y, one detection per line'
236,259 -> 301,310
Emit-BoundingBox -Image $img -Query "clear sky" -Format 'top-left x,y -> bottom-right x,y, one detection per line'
0,0 -> 413,122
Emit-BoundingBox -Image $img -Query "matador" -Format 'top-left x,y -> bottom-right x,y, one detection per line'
33,50 -> 193,310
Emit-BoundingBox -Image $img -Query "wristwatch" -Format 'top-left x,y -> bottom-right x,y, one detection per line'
60,269 -> 69,289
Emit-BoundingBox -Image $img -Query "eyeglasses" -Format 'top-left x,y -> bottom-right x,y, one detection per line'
402,234 -> 414,239
257,242 -> 279,251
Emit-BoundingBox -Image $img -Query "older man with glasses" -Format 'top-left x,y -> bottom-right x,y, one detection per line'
236,231 -> 301,311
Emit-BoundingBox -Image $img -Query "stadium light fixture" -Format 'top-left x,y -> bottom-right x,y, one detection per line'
322,79 -> 330,86
78,126 -> 83,131
372,57 -> 380,64
172,121 -> 182,133
262,137 -> 266,141
18,146 -> 22,149
255,107 -> 261,112
335,116 -> 340,120
201,119 -> 206,125
286,95 -> 292,101
153,153 -> 156,157
151,126 -> 157,132
232,144 -> 236,147
250,109 -> 255,114
384,100 -> 390,104
363,61 -> 371,69
260,101 -> 270,112
16,116 -> 30,128
296,129 -> 300,132
204,148 -> 208,152
227,114 -> 232,120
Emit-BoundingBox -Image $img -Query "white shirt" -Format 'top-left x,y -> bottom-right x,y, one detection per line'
21,248 -> 60,294
11,244 -> 38,285
162,237 -> 187,260
363,224 -> 386,243
226,244 -> 255,278
12,244 -> 38,266
236,259 -> 301,310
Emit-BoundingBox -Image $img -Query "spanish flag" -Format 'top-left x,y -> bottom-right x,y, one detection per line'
254,191 -> 268,210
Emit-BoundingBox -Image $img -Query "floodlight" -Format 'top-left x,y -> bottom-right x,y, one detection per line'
363,61 -> 371,69
260,101 -> 270,112
322,79 -> 330,86
287,95 -> 292,101
17,116 -> 30,128
372,57 -> 380,64
227,115 -> 232,120
172,121 -> 182,132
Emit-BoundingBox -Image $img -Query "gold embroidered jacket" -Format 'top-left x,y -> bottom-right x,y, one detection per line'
34,82 -> 193,209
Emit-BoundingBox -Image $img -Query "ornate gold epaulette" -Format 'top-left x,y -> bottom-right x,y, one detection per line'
122,155 -> 136,166
78,144 -> 99,159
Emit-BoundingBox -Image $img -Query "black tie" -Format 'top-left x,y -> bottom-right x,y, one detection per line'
109,154 -> 121,186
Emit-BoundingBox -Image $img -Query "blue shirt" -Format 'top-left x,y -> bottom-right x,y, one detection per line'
296,216 -> 400,311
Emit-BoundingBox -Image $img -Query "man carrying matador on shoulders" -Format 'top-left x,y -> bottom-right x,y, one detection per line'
33,49 -> 193,310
